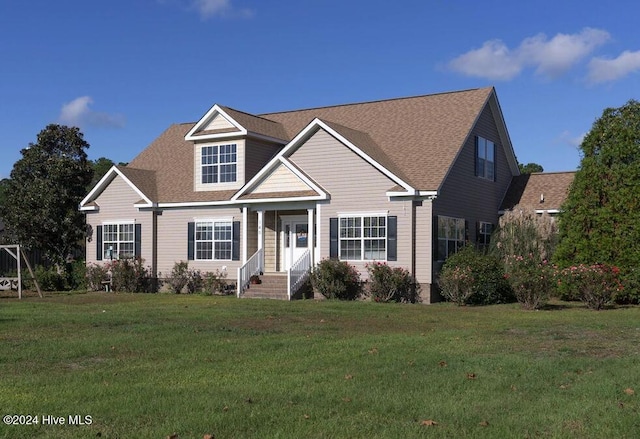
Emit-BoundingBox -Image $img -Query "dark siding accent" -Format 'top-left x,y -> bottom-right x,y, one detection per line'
187,222 -> 195,260
493,142 -> 497,182
474,136 -> 479,177
232,221 -> 240,261
96,225 -> 103,261
134,224 -> 142,258
387,216 -> 397,261
329,217 -> 338,259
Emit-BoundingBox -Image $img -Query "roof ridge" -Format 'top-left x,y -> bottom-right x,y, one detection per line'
259,87 -> 491,117
220,105 -> 285,125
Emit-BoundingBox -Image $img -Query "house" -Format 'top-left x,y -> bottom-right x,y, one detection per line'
500,171 -> 575,214
81,86 -> 523,302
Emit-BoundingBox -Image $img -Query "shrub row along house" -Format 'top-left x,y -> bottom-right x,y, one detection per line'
80,87 -> 574,302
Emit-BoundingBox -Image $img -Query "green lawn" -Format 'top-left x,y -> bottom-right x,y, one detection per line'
1,293 -> 639,439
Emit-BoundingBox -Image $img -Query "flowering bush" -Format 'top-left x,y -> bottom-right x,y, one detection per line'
505,254 -> 554,310
557,263 -> 623,310
86,263 -> 110,291
310,259 -> 362,300
438,264 -> 475,306
366,262 -> 420,303
438,245 -> 513,306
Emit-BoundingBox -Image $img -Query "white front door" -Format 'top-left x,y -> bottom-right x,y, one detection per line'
282,217 -> 309,271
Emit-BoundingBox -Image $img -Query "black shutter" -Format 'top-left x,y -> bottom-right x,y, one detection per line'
232,221 -> 240,261
187,222 -> 195,260
329,217 -> 338,259
96,225 -> 103,261
134,224 -> 142,258
387,216 -> 397,261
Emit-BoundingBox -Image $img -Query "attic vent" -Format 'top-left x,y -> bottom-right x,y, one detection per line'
540,193 -> 545,203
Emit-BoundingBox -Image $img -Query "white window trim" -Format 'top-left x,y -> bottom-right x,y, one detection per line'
437,216 -> 465,261
476,136 -> 495,181
102,221 -> 136,260
194,140 -> 245,192
478,221 -> 493,246
338,214 -> 388,262
194,219 -> 234,261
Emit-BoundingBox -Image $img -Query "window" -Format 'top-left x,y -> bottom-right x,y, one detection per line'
478,222 -> 493,247
339,216 -> 386,260
195,221 -> 232,260
476,137 -> 495,180
103,223 -> 135,259
437,216 -> 465,260
201,143 -> 237,184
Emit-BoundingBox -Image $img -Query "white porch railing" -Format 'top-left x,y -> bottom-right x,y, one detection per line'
287,249 -> 312,300
237,248 -> 264,297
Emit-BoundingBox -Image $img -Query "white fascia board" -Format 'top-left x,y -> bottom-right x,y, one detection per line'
279,158 -> 328,198
240,194 -> 327,204
80,165 -> 118,207
80,165 -> 153,210
232,155 -> 287,201
184,105 -> 247,141
79,204 -> 98,212
157,199 -> 239,208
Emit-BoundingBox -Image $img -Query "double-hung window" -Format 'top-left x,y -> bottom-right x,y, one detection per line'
476,136 -> 495,180
437,216 -> 465,260
339,215 -> 386,260
195,221 -> 232,260
103,223 -> 135,260
478,221 -> 493,248
201,143 -> 237,184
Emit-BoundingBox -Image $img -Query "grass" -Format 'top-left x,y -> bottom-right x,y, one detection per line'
0,293 -> 639,438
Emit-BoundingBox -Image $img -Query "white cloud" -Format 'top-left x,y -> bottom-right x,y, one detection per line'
191,0 -> 254,19
587,50 -> 640,84
447,39 -> 523,81
58,96 -> 125,129
448,28 -> 610,81
558,130 -> 585,149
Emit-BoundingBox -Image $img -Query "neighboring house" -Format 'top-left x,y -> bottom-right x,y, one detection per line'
500,171 -> 576,214
81,86 -> 523,302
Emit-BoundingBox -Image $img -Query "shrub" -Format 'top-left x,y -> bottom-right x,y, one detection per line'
34,265 -> 65,291
86,263 -> 110,291
109,258 -> 154,293
557,263 -> 623,310
203,270 -> 229,295
310,259 -> 362,300
67,259 -> 87,290
505,255 -> 553,310
616,268 -> 640,305
186,269 -> 203,294
438,245 -> 513,306
367,262 -> 420,303
168,261 -> 190,294
438,264 -> 475,306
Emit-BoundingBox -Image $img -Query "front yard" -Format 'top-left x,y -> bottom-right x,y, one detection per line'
1,293 -> 638,438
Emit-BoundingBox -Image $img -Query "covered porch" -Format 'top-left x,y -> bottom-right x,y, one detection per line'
237,204 -> 319,299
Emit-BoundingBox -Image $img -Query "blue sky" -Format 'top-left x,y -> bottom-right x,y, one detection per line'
1,0 -> 639,180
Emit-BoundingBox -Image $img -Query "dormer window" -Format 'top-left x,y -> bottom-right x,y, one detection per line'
202,143 -> 237,184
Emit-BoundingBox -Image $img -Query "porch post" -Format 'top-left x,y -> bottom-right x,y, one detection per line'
307,208 -> 314,265
242,206 -> 248,264
257,210 -> 264,272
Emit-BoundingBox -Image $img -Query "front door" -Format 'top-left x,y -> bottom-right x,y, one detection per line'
282,217 -> 308,271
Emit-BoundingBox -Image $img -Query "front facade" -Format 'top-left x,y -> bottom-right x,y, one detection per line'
81,87 -> 521,302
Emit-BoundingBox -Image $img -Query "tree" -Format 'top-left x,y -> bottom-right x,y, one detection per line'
90,157 -> 115,189
518,162 -> 544,174
1,124 -> 93,265
554,100 -> 640,275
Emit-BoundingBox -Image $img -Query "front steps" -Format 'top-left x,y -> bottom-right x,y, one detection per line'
241,273 -> 289,300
